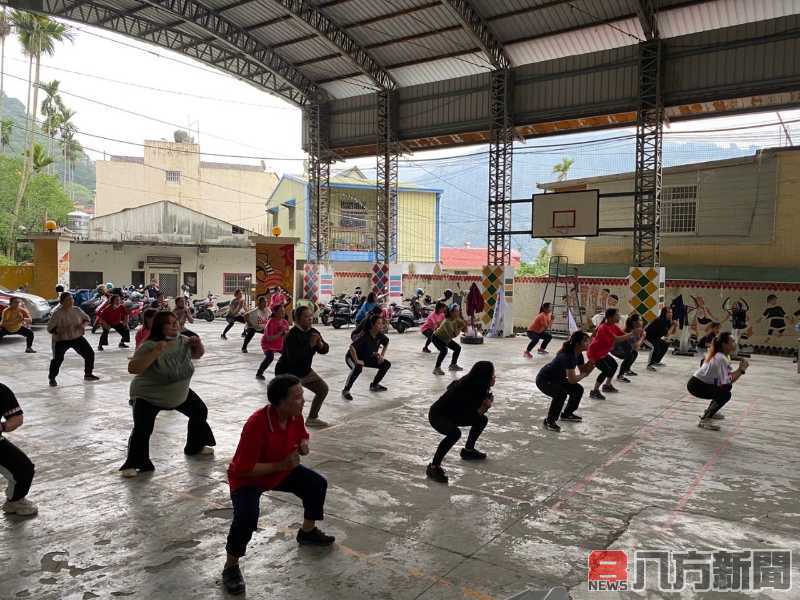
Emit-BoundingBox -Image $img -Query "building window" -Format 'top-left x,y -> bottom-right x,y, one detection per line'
131,270 -> 145,288
183,272 -> 197,295
662,185 -> 697,233
339,195 -> 367,229
232,225 -> 245,235
288,206 -> 296,231
166,170 -> 181,184
223,272 -> 251,295
271,211 -> 278,228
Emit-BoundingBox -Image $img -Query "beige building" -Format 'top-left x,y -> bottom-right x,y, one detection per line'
96,140 -> 279,232
539,147 -> 800,281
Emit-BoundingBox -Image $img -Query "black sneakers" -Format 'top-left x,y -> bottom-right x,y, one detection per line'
222,564 -> 246,595
601,384 -> 619,393
84,374 -> 100,381
460,448 -> 487,460
560,413 -> 583,422
255,373 -> 265,380
589,390 -> 606,400
370,383 -> 388,392
48,379 -> 57,387
542,418 -> 561,432
119,342 -> 129,349
426,463 -> 448,483
341,390 -> 353,400
296,526 -> 336,546
616,376 -> 631,383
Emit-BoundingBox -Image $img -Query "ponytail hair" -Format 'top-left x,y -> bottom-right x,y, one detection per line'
705,331 -> 733,364
624,313 -> 641,332
560,330 -> 589,354
600,307 -> 619,324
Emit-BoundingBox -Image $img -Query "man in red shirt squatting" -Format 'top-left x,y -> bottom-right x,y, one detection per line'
222,374 -> 335,595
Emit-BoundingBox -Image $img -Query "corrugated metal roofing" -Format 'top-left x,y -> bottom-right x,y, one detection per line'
50,0 -> 800,103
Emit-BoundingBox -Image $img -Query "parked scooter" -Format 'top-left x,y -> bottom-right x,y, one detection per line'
331,293 -> 357,329
194,293 -> 218,322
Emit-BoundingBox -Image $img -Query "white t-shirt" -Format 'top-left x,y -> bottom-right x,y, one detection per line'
693,353 -> 732,386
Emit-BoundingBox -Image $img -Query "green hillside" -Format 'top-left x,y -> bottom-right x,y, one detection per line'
0,92 -> 95,192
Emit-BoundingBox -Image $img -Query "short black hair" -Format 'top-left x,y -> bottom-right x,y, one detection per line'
294,304 -> 311,321
267,374 -> 302,406
59,291 -> 72,302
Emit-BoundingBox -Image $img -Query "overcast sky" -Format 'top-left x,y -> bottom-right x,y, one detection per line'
1,20 -> 798,178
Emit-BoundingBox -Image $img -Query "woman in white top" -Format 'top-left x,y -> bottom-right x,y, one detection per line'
687,332 -> 748,431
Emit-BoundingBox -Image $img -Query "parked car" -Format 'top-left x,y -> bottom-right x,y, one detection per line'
0,287 -> 52,324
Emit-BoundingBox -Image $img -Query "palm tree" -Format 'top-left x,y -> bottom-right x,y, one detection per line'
27,142 -> 53,173
0,117 -> 12,151
58,105 -> 75,189
39,78 -> 61,174
552,157 -> 575,182
0,9 -> 11,140
8,12 -> 72,259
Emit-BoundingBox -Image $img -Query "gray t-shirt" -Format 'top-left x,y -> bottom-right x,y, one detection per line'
129,337 -> 195,408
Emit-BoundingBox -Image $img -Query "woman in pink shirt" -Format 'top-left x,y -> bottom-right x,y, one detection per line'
420,302 -> 447,353
587,308 -> 637,400
135,308 -> 158,349
256,304 -> 290,380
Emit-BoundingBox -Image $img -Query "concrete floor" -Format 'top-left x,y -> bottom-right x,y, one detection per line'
0,321 -> 798,600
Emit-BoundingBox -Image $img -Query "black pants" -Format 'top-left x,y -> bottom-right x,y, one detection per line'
99,324 -> 130,347
687,377 -> 732,419
223,316 -> 245,336
612,347 -> 639,376
120,389 -> 216,471
595,355 -> 618,387
225,465 -> 327,558
344,355 -> 391,390
257,350 -> 276,376
432,335 -> 461,369
0,326 -> 34,348
536,377 -> 584,422
429,409 -> 487,466
0,437 -> 34,502
242,327 -> 260,351
526,331 -> 552,352
647,337 -> 669,366
49,336 -> 95,380
421,329 -> 434,349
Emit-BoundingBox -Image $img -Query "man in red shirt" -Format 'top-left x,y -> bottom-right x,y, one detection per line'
222,374 -> 334,595
96,294 -> 130,350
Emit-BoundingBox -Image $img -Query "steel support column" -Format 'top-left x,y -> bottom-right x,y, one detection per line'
633,39 -> 663,267
487,68 -> 513,266
376,90 -> 398,264
307,101 -> 331,263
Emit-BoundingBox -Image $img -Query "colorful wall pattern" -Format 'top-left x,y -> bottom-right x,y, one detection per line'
255,243 -> 294,299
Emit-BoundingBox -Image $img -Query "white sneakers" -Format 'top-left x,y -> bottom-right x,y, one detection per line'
2,498 -> 38,516
306,417 -> 330,428
199,447 -> 215,455
120,468 -> 138,478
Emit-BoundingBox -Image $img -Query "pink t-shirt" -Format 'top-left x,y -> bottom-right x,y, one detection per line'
261,317 -> 290,352
421,311 -> 445,333
135,327 -> 151,348
587,323 -> 625,362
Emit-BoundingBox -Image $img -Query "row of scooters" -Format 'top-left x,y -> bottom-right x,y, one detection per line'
317,287 -> 441,333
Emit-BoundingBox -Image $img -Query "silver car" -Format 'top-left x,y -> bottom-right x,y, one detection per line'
0,287 -> 52,324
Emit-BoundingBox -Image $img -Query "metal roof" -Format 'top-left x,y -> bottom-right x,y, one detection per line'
34,0 -> 800,107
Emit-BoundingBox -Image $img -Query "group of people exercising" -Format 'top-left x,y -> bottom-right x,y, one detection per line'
0,289 -> 749,596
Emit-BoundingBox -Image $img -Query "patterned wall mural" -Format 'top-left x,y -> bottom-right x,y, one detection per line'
255,243 -> 294,299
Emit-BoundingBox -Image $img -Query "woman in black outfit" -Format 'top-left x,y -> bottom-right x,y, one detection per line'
342,315 -> 391,400
426,361 -> 494,484
536,331 -> 595,432
612,314 -> 644,383
645,307 -> 675,371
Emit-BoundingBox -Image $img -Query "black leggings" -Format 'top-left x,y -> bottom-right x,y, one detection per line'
242,327 -> 260,351
99,324 -> 130,347
0,437 -> 35,501
48,336 -> 95,380
344,355 -> 391,390
687,377 -> 732,419
0,326 -> 34,348
432,335 -> 461,369
526,331 -> 552,352
612,347 -> 639,376
223,315 -> 246,336
429,409 -> 487,466
594,355 -> 618,387
536,377 -> 584,422
226,465 -> 327,558
257,350 -> 276,376
120,389 -> 216,471
421,329 -> 434,349
647,337 -> 669,366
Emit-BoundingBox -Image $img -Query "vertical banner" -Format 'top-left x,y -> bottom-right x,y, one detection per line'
256,243 -> 295,300
628,266 -> 666,323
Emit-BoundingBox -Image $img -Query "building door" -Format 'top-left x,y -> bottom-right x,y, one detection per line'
149,269 -> 179,298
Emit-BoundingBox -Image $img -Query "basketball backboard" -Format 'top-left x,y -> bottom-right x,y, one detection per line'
532,190 -> 599,237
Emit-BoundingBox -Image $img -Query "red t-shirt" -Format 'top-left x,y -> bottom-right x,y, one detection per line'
528,312 -> 553,333
135,327 -> 150,348
261,317 -> 289,353
228,405 -> 309,492
587,323 -> 625,362
98,304 -> 128,326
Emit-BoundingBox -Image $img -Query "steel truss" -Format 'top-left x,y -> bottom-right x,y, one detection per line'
42,0 -> 317,106
375,90 -> 398,264
488,68 -> 513,266
307,101 -> 331,263
633,39 -> 663,267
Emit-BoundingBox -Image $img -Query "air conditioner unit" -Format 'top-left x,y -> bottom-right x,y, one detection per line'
199,245 -> 209,254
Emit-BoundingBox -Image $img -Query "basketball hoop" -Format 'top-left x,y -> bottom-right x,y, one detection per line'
553,227 -> 573,237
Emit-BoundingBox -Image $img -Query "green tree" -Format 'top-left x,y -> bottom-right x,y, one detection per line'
0,8 -> 11,129
26,142 -> 53,173
516,245 -> 551,277
0,154 -> 71,258
552,157 -> 574,182
0,117 -> 12,150
39,78 -> 62,174
8,11 -> 72,260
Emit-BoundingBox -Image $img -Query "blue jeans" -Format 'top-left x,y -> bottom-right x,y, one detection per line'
225,465 -> 327,557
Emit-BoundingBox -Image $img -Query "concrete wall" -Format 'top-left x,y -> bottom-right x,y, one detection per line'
95,141 -> 278,232
70,242 -> 255,300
